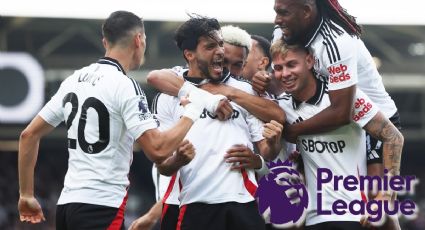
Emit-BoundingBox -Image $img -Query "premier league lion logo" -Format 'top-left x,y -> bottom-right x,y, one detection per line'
256,159 -> 308,228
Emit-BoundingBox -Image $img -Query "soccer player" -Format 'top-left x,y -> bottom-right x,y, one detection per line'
242,35 -> 272,82
254,0 -> 401,202
221,25 -> 252,77
147,28 -> 285,124
269,39 -> 403,229
152,15 -> 282,230
17,11 -> 224,229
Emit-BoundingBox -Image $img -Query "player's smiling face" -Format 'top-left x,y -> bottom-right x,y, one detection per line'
273,49 -> 314,95
274,0 -> 308,45
193,30 -> 225,81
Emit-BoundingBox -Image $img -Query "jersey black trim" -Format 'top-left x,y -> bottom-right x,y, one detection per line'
128,78 -> 144,96
321,22 -> 341,63
292,78 -> 327,109
97,57 -> 126,75
151,92 -> 161,114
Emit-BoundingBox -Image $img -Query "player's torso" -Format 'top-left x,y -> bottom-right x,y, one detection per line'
158,78 -> 260,205
277,92 -> 368,225
309,20 -> 397,118
57,63 -> 134,207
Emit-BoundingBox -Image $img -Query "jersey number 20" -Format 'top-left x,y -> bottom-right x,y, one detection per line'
63,92 -> 110,154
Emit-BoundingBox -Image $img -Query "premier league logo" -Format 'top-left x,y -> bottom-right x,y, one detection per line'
256,159 -> 308,228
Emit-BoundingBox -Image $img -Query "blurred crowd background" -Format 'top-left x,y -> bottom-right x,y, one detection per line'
0,12 -> 425,230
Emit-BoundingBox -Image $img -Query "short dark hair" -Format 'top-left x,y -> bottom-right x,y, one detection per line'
174,15 -> 221,51
251,35 -> 272,70
102,11 -> 144,45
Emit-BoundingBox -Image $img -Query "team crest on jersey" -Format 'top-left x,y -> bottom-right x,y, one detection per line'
256,159 -> 308,228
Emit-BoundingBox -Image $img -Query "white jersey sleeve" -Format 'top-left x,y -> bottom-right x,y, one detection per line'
352,88 -> 379,127
38,81 -> 67,127
118,79 -> 158,140
151,93 -> 179,131
324,34 -> 359,91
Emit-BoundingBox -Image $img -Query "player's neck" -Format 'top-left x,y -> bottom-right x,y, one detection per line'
104,49 -> 132,73
293,77 -> 317,102
186,68 -> 204,79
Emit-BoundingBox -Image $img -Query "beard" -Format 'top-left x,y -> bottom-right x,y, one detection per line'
196,58 -> 222,82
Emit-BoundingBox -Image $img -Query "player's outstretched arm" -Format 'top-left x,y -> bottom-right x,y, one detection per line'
147,69 -> 233,121
18,115 -> 54,223
201,83 -> 286,124
138,93 -> 225,164
156,140 -> 195,176
147,69 -> 183,96
285,86 -> 355,143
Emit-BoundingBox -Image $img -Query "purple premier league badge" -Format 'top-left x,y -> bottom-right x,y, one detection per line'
256,159 -> 308,228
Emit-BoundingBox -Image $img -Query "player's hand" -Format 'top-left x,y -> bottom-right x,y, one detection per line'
360,191 -> 392,228
214,99 -> 233,121
200,83 -> 234,121
288,150 -> 301,162
18,196 -> 45,224
175,140 -> 195,167
128,214 -> 156,230
263,120 -> 283,145
252,70 -> 271,95
224,144 -> 262,170
283,123 -> 298,143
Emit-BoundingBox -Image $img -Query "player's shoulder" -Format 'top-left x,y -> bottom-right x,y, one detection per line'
226,76 -> 255,95
151,92 -> 179,114
319,20 -> 359,47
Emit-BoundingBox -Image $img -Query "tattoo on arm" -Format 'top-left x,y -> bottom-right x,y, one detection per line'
364,112 -> 404,176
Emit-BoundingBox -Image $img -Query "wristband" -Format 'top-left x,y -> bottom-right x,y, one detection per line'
255,154 -> 270,177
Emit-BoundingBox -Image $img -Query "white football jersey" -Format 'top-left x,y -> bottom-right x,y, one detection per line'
151,165 -> 180,205
153,72 -> 264,206
272,20 -> 397,118
39,57 -> 158,208
277,79 -> 378,225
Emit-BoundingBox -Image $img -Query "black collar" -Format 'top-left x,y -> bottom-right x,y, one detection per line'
97,57 -> 126,75
182,68 -> 232,86
304,17 -> 324,48
292,77 -> 326,109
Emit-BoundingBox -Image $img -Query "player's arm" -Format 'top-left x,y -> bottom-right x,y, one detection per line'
285,86 -> 355,142
361,111 -> 403,228
136,114 -> 194,164
129,199 -> 163,230
201,83 -> 286,124
156,140 -> 195,176
147,69 -> 233,120
363,111 -> 404,193
18,115 -> 54,223
147,69 -> 183,96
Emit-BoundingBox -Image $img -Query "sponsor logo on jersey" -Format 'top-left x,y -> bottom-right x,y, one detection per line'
353,98 -> 373,121
328,64 -> 350,83
301,139 -> 346,154
199,108 -> 240,120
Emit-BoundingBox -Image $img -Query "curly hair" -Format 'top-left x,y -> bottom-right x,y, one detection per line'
174,14 -> 221,51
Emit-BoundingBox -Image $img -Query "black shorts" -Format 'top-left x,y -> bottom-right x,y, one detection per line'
305,221 -> 368,230
366,112 -> 401,165
56,203 -> 125,230
160,203 -> 179,230
177,201 -> 265,230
